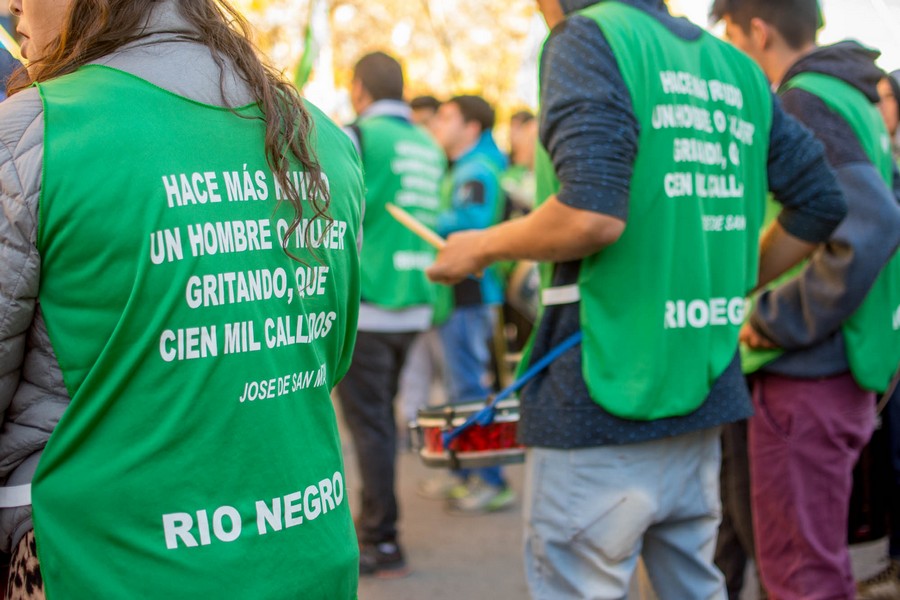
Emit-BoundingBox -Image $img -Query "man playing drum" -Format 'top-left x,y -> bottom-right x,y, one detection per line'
427,0 -> 847,596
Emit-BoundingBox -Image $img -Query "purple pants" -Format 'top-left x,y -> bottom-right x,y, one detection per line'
749,372 -> 874,600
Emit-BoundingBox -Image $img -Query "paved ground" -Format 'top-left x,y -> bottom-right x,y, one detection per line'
338,407 -> 889,600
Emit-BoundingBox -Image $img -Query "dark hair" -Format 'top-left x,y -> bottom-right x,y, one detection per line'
710,0 -> 818,50
353,51 -> 403,101
8,0 -> 330,258
888,70 -> 900,107
510,110 -> 535,126
410,95 -> 441,112
448,95 -> 495,132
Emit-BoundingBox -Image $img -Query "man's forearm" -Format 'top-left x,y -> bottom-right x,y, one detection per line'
481,196 -> 625,264
755,221 -> 816,290
426,196 -> 625,285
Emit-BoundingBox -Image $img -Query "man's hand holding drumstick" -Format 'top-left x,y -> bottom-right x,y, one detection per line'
387,198 -> 626,286
386,202 -> 490,283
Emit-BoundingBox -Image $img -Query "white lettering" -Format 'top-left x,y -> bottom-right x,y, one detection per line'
162,175 -> 181,208
665,297 -> 746,330
664,172 -> 693,198
256,498 -> 282,535
212,506 -> 242,543
163,513 -> 197,550
285,491 -> 303,528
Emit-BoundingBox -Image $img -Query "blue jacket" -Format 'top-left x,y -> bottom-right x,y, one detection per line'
438,131 -> 507,305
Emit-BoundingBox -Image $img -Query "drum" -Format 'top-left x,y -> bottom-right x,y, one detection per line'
412,398 -> 525,469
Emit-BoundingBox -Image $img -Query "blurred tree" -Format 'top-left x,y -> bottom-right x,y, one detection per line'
232,0 -> 540,129
329,0 -> 535,101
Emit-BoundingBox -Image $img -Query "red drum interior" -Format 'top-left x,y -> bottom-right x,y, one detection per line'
421,420 -> 523,454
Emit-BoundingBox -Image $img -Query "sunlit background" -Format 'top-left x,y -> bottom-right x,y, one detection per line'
225,0 -> 900,133
2,1 -> 898,135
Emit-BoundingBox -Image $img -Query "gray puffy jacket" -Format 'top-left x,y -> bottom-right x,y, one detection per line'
0,1 -> 254,553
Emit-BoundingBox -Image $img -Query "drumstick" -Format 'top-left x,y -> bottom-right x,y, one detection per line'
385,203 -> 445,249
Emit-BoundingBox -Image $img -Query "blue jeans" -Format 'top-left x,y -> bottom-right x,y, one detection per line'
440,305 -> 495,404
523,428 -> 726,599
439,305 -> 505,488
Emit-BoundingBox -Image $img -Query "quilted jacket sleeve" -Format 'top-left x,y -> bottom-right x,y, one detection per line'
0,88 -> 72,553
0,89 -> 43,434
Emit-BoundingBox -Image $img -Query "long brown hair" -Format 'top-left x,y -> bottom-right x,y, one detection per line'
8,0 -> 330,255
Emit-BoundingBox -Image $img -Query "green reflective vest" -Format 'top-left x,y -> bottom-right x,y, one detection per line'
532,1 -> 772,420
743,72 -> 900,392
356,115 -> 445,309
34,65 -> 362,598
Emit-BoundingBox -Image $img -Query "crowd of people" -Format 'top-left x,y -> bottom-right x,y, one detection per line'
0,0 -> 898,598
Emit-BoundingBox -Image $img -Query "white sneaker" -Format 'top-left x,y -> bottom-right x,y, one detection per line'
447,480 -> 516,515
416,474 -> 468,500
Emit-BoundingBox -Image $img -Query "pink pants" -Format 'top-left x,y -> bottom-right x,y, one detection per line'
749,371 -> 875,600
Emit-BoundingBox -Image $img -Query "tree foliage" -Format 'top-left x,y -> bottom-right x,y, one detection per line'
233,0 -> 541,122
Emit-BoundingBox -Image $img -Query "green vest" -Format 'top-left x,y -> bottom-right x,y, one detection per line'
533,1 -> 772,420
357,115 -> 446,309
743,72 -> 900,392
34,66 -> 362,598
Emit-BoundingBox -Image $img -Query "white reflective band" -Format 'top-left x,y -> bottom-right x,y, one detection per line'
542,285 -> 581,306
0,484 -> 32,508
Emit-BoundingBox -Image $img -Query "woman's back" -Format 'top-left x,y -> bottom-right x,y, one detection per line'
0,1 -> 363,597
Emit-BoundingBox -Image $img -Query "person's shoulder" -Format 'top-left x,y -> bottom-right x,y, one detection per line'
453,153 -> 498,184
0,88 -> 44,244
302,101 -> 364,219
543,13 -> 608,56
0,88 -> 44,165
305,101 -> 361,168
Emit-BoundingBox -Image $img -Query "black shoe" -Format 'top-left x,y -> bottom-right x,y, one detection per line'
359,541 -> 410,579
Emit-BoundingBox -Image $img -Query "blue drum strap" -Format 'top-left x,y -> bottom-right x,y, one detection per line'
442,331 -> 583,447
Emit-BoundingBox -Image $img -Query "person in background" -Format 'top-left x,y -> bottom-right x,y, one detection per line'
426,94 -> 515,515
427,0 -> 848,595
410,94 -> 441,130
500,110 -> 540,349
714,416 -> 764,600
337,51 -> 446,578
855,68 -> 900,600
398,94 -> 448,436
0,0 -> 363,597
879,71 -> 900,160
0,49 -> 18,101
503,109 -> 538,211
712,1 -> 900,597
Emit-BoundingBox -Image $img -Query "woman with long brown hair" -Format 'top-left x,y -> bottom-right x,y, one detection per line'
0,0 -> 363,597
